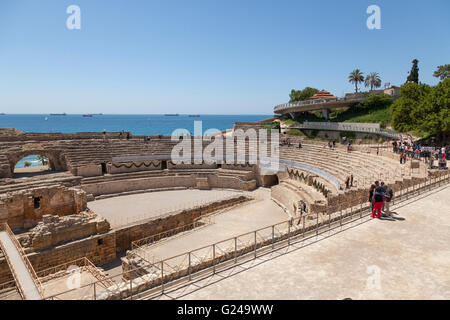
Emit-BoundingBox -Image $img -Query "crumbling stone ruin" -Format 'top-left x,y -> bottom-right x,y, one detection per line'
19,213 -> 110,251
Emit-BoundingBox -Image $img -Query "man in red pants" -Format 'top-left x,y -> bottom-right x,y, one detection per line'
372,186 -> 384,219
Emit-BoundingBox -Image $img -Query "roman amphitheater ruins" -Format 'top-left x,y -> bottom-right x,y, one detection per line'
0,123 -> 448,300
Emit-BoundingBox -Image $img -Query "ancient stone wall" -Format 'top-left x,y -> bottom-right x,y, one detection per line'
81,173 -> 256,197
27,231 -> 116,273
167,162 -> 217,169
82,175 -> 196,196
73,164 -> 103,177
19,213 -> 110,251
108,161 -> 162,174
0,186 -> 87,230
0,256 -> 13,284
0,230 -> 116,285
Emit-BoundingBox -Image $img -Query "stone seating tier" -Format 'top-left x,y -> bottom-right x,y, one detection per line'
279,144 -> 410,188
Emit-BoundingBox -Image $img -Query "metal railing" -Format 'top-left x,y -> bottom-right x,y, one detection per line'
0,223 -> 44,299
37,257 -> 115,288
131,216 -> 215,264
288,122 -> 402,140
274,96 -> 366,112
0,279 -> 17,292
43,171 -> 450,300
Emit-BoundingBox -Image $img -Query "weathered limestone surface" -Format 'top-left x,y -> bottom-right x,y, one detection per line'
81,172 -> 257,197
20,212 -> 110,251
0,186 -> 87,230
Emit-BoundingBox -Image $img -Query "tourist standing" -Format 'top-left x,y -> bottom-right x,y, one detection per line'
384,185 -> 393,217
380,182 -> 386,211
372,186 -> 384,219
369,184 -> 376,212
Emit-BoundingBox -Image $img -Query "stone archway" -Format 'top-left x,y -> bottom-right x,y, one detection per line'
8,147 -> 67,175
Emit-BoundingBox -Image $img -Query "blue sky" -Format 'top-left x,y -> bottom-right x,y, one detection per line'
0,0 -> 449,114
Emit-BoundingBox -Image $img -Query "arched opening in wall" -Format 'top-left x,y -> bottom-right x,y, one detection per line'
101,163 -> 107,174
13,154 -> 54,178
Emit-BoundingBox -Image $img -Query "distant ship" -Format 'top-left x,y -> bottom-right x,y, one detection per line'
83,114 -> 93,117
188,114 -> 200,117
50,113 -> 66,116
0,113 -> 5,115
164,113 -> 179,116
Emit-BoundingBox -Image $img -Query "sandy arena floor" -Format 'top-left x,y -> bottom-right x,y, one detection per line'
139,189 -> 288,262
88,189 -> 247,228
100,188 -> 288,279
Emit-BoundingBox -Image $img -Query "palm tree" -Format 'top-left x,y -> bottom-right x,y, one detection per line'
365,72 -> 382,91
348,69 -> 365,93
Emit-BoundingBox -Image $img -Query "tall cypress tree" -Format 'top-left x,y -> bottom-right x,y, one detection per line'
406,59 -> 419,83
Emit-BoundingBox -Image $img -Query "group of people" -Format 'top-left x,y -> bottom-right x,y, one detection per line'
393,140 -> 448,165
280,138 -> 293,147
345,174 -> 354,189
369,181 -> 394,219
342,137 -> 353,153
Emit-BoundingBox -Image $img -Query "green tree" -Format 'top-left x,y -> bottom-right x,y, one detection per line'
37,155 -> 48,165
418,78 -> 450,141
433,64 -> 450,80
406,59 -> 419,83
364,72 -> 382,91
261,122 -> 280,131
289,87 -> 319,103
391,82 -> 432,133
348,69 -> 364,93
354,93 -> 393,111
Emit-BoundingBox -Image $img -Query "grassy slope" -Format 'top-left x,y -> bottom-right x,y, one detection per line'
288,105 -> 392,126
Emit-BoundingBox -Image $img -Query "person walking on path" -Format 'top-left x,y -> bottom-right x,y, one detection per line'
372,186 -> 384,219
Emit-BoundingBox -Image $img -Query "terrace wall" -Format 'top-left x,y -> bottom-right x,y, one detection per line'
0,186 -> 87,230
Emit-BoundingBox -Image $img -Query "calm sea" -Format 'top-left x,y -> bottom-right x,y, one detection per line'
1,114 -> 271,168
0,114 -> 270,135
